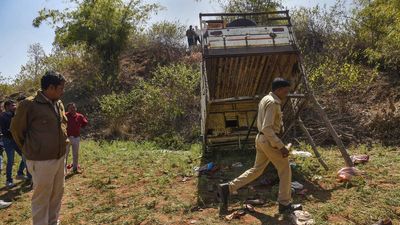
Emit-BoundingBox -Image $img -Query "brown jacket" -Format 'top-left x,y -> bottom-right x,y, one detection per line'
10,91 -> 68,161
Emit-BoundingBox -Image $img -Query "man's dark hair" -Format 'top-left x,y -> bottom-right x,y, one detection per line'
67,102 -> 76,109
272,77 -> 291,92
41,71 -> 66,90
4,100 -> 16,108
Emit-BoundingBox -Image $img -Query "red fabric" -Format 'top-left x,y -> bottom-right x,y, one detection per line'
66,112 -> 88,137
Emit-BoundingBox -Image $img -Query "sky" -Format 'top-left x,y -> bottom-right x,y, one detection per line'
0,0 -> 338,79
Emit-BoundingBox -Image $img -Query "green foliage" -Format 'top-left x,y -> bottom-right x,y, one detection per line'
0,74 -> 14,97
353,0 -> 400,71
33,0 -> 161,88
148,21 -> 186,48
14,43 -> 48,92
99,63 -> 200,146
217,0 -> 282,13
308,58 -> 378,92
291,1 -> 377,93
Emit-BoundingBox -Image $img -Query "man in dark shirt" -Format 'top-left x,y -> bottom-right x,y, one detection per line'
0,100 -> 30,188
186,25 -> 196,48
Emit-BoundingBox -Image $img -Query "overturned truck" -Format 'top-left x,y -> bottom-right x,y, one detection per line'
199,11 -> 353,168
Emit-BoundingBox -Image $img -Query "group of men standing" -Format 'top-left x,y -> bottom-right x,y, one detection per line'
0,71 -> 87,225
186,25 -> 201,48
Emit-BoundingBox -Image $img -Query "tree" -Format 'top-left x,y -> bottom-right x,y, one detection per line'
14,43 -> 48,92
33,0 -> 160,89
353,0 -> 400,71
216,0 -> 282,13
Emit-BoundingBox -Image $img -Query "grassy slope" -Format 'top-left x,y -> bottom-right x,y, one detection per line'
0,141 -> 399,225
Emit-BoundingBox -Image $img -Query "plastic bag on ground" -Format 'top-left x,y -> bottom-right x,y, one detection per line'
291,210 -> 315,225
337,167 -> 362,182
291,151 -> 312,158
291,181 -> 304,190
351,155 -> 369,164
0,200 -> 12,209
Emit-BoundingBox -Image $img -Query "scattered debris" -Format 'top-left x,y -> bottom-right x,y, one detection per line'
291,181 -> 304,190
181,177 -> 191,182
190,219 -> 198,224
232,162 -> 244,168
225,210 -> 246,221
260,177 -> 273,186
372,219 -> 393,225
0,200 -> 12,209
296,189 -> 308,196
260,176 -> 279,186
190,206 -> 203,212
244,204 -> 255,212
291,151 -> 312,158
195,162 -> 214,172
337,167 -> 362,182
291,210 -> 315,225
351,155 -> 370,164
312,175 -> 322,181
194,162 -> 219,176
245,199 -> 265,205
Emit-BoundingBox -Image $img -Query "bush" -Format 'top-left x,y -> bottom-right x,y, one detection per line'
99,63 -> 200,146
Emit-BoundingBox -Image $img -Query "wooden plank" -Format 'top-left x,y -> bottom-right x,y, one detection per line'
215,57 -> 224,98
252,55 -> 268,96
253,55 -> 268,95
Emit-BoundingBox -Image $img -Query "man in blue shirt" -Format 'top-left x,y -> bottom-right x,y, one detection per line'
0,100 -> 30,188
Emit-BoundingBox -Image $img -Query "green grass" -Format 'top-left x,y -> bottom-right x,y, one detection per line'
0,141 -> 399,224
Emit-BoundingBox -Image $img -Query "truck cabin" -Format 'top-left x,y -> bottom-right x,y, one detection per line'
200,11 -> 304,151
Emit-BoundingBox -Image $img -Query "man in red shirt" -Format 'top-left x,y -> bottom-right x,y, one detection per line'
65,102 -> 88,173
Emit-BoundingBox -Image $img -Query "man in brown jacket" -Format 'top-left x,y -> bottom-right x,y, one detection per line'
11,71 -> 68,225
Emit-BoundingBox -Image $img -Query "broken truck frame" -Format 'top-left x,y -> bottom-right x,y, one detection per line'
199,11 -> 353,168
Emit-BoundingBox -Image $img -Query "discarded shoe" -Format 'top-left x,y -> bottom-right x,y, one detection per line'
225,210 -> 246,221
245,199 -> 265,206
244,204 -> 255,212
279,203 -> 303,214
291,210 -> 315,225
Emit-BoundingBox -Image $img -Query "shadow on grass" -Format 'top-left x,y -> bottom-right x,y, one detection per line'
197,147 -> 334,224
0,181 -> 32,202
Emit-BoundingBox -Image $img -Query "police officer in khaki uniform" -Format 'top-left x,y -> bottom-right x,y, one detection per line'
218,78 -> 302,214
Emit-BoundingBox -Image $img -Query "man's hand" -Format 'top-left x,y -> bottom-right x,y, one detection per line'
280,146 -> 289,158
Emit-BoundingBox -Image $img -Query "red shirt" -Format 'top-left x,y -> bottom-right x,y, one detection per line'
66,112 -> 88,137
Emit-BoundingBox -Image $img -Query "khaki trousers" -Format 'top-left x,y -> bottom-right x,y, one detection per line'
229,134 -> 292,205
26,156 -> 65,225
66,136 -> 80,170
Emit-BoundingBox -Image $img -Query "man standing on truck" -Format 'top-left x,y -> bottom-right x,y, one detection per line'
186,25 -> 196,48
217,78 -> 302,215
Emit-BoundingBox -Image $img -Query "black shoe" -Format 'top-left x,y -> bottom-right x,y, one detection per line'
217,183 -> 230,215
278,203 -> 302,214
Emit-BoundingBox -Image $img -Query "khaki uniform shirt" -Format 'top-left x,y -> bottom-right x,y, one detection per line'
257,92 -> 285,149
